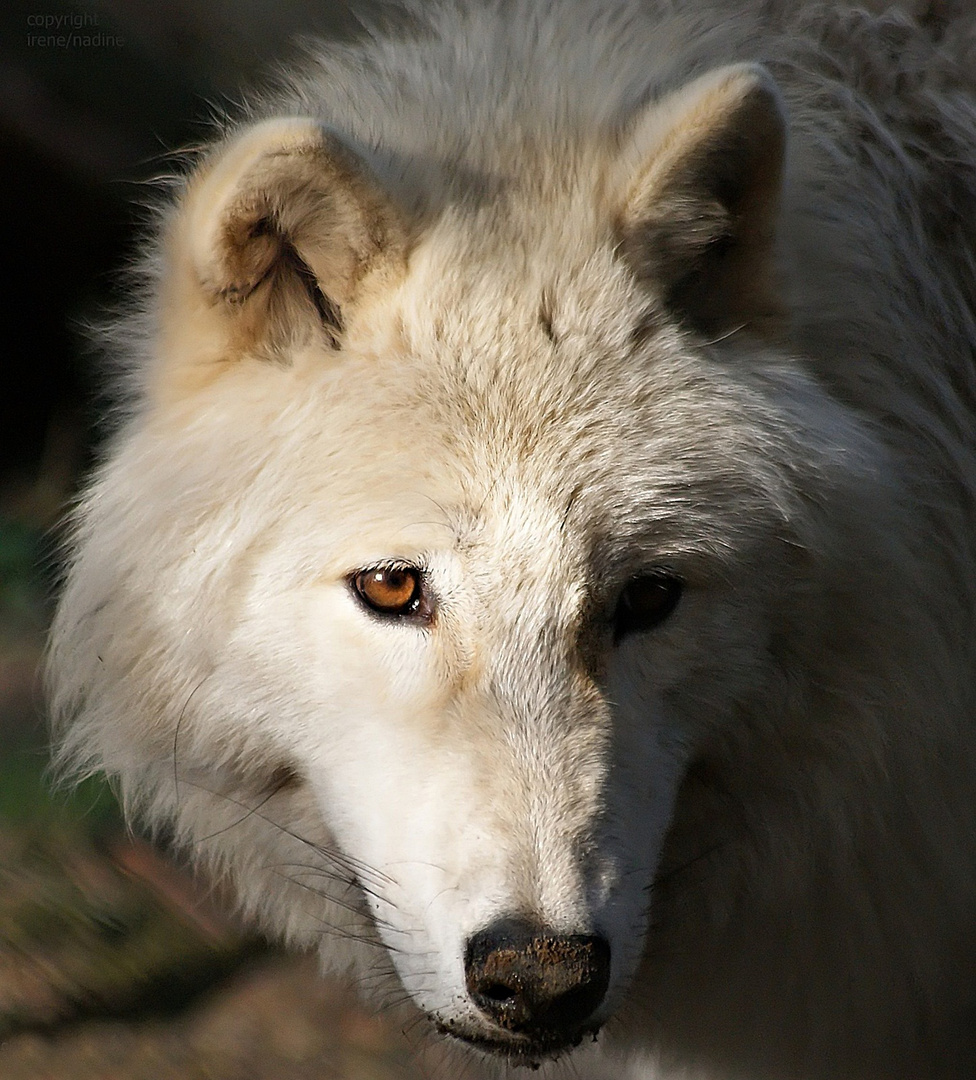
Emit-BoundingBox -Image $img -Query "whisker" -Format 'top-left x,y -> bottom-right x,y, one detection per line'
172,675 -> 209,807
267,869 -> 401,940
651,840 -> 727,890
312,921 -> 391,949
275,861 -> 392,908
193,773 -> 297,844
698,321 -> 748,347
175,774 -> 395,889
373,991 -> 417,1015
401,1011 -> 430,1038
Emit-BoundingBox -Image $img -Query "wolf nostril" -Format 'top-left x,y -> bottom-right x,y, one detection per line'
464,917 -> 611,1042
481,981 -> 518,1002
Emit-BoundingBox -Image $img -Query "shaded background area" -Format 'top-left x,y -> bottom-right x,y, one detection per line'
0,2 -> 462,1075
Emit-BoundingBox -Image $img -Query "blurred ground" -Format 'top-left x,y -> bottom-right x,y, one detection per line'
0,952 -> 447,1080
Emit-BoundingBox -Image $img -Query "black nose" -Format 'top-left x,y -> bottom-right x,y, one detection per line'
464,917 -> 611,1042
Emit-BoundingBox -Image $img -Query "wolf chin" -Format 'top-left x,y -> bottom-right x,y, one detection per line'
47,1 -> 976,1077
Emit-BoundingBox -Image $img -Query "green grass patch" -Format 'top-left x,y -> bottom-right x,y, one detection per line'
0,742 -> 121,833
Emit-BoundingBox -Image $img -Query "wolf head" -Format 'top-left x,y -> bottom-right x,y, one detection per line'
49,60 -> 893,1064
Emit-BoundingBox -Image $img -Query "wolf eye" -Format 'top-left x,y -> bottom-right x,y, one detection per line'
613,571 -> 683,643
351,565 -> 430,620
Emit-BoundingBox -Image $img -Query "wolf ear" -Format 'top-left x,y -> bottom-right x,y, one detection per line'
615,64 -> 786,336
161,118 -> 405,386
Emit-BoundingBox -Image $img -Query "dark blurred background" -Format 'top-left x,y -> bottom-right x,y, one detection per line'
0,4 -> 462,1076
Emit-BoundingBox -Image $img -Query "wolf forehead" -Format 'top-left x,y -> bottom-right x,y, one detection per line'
161,59 -> 783,379
171,251 -> 792,567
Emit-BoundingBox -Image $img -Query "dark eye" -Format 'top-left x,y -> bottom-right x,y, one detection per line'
350,564 -> 431,620
613,571 -> 683,643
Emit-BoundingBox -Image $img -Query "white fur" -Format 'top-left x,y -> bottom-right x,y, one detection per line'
48,2 -> 976,1077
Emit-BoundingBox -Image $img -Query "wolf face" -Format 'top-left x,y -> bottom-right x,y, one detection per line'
49,8 -> 976,1075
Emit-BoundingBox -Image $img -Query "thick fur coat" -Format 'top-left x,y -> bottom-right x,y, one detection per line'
48,2 -> 976,1077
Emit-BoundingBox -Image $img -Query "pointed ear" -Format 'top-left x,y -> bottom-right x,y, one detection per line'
614,64 -> 786,336
159,118 -> 406,391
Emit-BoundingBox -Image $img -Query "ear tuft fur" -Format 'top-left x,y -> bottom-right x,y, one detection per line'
160,117 -> 405,385
615,64 -> 787,336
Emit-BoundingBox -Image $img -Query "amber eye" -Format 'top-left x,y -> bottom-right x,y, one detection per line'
613,571 -> 683,643
351,564 -> 429,619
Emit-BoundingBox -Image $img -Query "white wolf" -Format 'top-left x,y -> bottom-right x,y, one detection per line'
47,1 -> 976,1077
